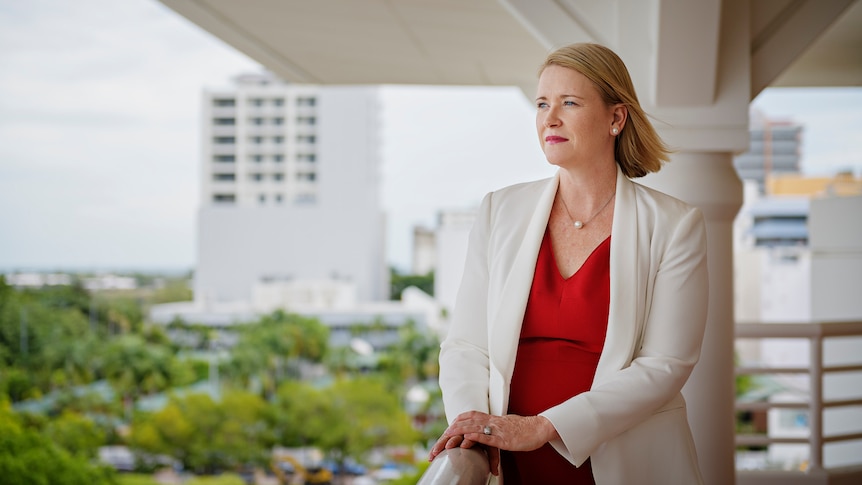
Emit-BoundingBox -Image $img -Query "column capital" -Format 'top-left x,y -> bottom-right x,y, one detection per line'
641,151 -> 743,222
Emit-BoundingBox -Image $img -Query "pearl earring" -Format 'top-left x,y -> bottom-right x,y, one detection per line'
612,127 -> 619,135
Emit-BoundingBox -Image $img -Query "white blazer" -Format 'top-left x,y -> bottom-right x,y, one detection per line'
439,166 -> 708,484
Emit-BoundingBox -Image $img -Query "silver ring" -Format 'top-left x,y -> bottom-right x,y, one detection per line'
483,425 -> 492,436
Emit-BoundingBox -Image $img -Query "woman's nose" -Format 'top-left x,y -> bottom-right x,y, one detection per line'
543,110 -> 560,128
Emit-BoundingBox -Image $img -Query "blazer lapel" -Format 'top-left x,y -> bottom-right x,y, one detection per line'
488,174 -> 559,409
594,167 -> 640,383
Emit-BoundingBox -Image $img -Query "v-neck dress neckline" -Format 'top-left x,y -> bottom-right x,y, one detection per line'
501,226 -> 611,484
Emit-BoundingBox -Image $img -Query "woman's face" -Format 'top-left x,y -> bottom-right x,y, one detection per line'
535,64 -> 617,169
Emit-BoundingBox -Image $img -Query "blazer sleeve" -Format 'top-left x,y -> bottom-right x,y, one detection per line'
541,205 -> 709,466
438,192 -> 494,423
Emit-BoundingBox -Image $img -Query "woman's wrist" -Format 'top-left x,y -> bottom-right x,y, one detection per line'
534,415 -> 559,443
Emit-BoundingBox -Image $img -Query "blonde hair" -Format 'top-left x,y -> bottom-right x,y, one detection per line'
539,43 -> 671,178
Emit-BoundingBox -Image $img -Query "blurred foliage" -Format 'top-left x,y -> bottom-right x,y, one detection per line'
148,278 -> 194,305
117,474 -> 244,485
388,461 -> 430,485
0,400 -> 117,485
0,275 -> 446,480
185,474 -> 246,485
318,377 -> 420,464
378,320 -> 440,384
43,409 -> 107,459
116,474 -> 160,485
130,390 -> 272,473
390,267 -> 434,300
221,310 -> 329,397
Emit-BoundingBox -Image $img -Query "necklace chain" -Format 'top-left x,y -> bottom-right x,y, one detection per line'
558,190 -> 616,230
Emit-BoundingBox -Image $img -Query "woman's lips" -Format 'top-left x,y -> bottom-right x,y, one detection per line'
545,136 -> 568,144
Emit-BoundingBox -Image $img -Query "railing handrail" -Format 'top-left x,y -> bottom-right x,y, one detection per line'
417,447 -> 490,485
735,320 -> 862,338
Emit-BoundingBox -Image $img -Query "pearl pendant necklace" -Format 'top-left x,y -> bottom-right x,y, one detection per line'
560,190 -> 616,230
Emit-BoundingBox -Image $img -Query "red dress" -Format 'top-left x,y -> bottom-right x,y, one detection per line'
501,227 -> 611,484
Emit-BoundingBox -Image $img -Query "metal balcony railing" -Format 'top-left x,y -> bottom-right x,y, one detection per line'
417,321 -> 862,484
735,321 -> 862,484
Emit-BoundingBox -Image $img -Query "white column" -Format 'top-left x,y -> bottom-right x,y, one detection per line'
643,152 -> 742,485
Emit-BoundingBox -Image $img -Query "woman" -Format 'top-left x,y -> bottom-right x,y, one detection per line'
429,43 -> 708,484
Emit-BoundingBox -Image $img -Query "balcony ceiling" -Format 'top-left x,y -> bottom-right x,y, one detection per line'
160,0 -> 861,97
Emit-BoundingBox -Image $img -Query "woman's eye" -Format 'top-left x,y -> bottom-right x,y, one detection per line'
564,100 -> 577,106
537,102 -> 548,109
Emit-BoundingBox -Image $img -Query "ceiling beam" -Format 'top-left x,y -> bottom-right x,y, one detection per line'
654,0 -> 722,106
750,0 -> 856,96
499,0 -> 602,49
160,0 -> 321,83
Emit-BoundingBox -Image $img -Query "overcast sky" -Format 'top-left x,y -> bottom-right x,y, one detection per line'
1,0 -> 860,273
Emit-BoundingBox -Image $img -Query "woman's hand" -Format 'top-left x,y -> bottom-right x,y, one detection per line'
428,411 -> 559,476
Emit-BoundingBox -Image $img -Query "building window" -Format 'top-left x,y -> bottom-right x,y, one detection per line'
295,193 -> 316,204
213,117 -> 236,125
213,98 -> 235,107
213,194 -> 235,203
274,154 -> 284,163
251,155 -> 263,163
297,153 -> 316,163
213,173 -> 235,182
214,155 -> 235,163
251,173 -> 264,182
273,98 -> 284,106
273,117 -> 284,125
274,136 -> 284,144
249,98 -> 264,107
297,116 -> 316,125
258,194 -> 266,204
275,194 -> 283,203
297,172 -> 317,181
273,173 -> 284,181
251,117 -> 264,125
297,97 -> 316,107
250,136 -> 263,144
214,136 -> 235,144
297,135 -> 316,144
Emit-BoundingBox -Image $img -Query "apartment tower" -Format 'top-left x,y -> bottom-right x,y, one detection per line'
196,73 -> 387,304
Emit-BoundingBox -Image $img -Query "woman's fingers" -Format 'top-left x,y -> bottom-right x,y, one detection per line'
487,446 -> 500,476
428,434 -> 465,461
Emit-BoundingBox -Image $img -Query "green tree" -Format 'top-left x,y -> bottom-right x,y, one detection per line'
271,378 -> 418,470
271,381 -> 332,448
0,279 -> 101,399
389,267 -> 434,300
318,378 -> 419,468
44,410 -> 106,459
378,320 -> 440,385
100,335 -> 193,417
130,390 -> 271,474
211,390 -> 272,468
0,400 -> 116,485
224,311 -> 329,395
148,278 -> 193,304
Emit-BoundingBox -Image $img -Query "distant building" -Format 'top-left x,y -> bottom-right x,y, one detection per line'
733,110 -> 803,193
735,172 -> 862,324
196,73 -> 387,305
152,74 -> 448,346
411,226 -> 436,276
734,172 -> 862,469
4,272 -> 72,288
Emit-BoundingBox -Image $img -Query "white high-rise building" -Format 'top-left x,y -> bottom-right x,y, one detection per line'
195,73 -> 387,305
